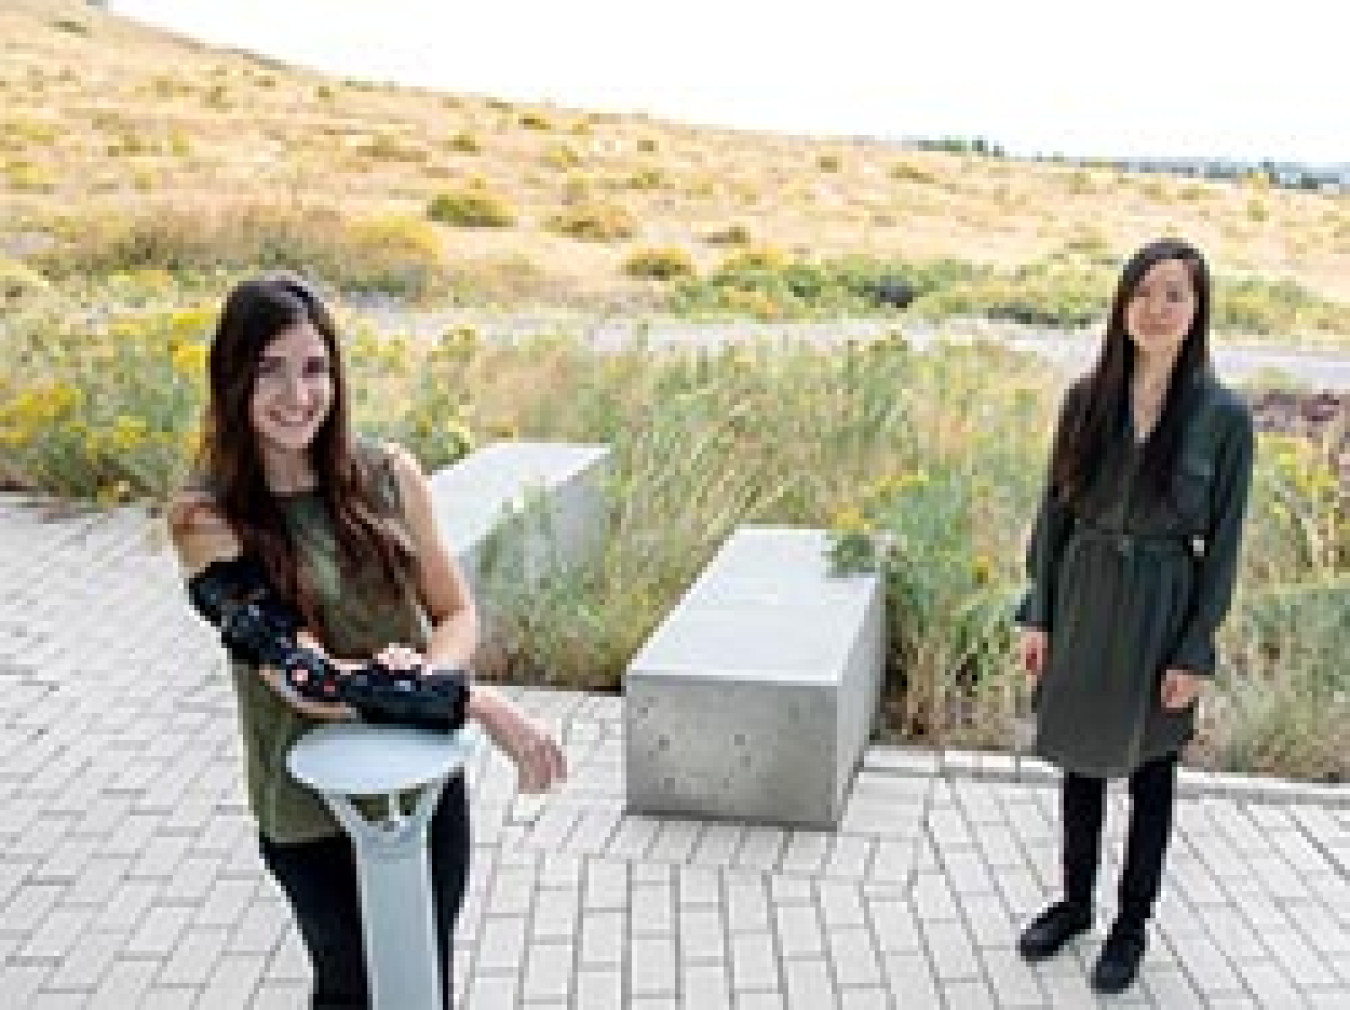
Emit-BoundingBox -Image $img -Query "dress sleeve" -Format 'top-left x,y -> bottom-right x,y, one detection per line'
1166,403 -> 1256,675
1014,387 -> 1080,631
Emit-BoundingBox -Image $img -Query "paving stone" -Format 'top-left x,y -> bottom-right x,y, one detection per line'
86,959 -> 158,1009
725,877 -> 770,933
679,907 -> 727,963
981,945 -> 1045,1007
939,978 -> 998,1008
682,961 -> 732,1010
629,933 -> 678,996
782,957 -> 833,1010
8,510 -> 1350,1008
473,915 -> 528,973
816,879 -> 866,930
47,927 -> 127,990
837,987 -> 890,1009
773,902 -> 827,960
521,940 -> 573,1002
630,881 -> 676,935
0,964 -> 50,1008
532,885 -> 581,941
729,929 -> 779,992
826,926 -> 882,987
580,909 -> 625,967
881,950 -> 940,1004
923,918 -> 983,982
158,926 -> 231,986
678,866 -> 722,908
575,967 -> 623,1010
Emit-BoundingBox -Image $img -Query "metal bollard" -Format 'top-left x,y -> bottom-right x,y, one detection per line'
288,721 -> 480,1009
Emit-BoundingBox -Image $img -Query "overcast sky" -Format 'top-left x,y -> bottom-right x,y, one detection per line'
111,0 -> 1343,165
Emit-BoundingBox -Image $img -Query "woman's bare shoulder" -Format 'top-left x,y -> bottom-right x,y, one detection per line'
167,489 -> 240,573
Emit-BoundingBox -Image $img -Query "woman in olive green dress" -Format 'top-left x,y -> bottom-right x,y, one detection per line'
170,274 -> 566,1008
1014,239 -> 1255,994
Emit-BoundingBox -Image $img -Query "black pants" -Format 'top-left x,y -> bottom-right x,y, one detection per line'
1062,752 -> 1177,930
259,776 -> 471,1009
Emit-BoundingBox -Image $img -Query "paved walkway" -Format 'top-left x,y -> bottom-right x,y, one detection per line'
2,500 -> 1349,1008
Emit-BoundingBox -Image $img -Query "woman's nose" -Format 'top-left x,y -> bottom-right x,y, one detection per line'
283,372 -> 309,402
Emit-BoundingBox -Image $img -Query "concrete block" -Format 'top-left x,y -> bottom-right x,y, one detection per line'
626,527 -> 884,828
428,439 -> 610,604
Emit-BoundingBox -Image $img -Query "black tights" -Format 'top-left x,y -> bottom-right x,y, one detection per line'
259,776 -> 471,1009
1062,752 -> 1178,930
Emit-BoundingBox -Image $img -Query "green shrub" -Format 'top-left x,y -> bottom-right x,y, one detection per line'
31,202 -> 450,298
890,161 -> 936,184
426,189 -> 516,228
625,168 -> 665,190
703,223 -> 751,246
623,247 -> 696,280
359,134 -> 428,163
0,257 -> 52,302
1216,277 -> 1350,336
447,131 -> 481,154
546,202 -> 637,241
541,144 -> 581,170
518,111 -> 552,130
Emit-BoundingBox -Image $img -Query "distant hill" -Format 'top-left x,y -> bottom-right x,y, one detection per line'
4,0 -> 1350,315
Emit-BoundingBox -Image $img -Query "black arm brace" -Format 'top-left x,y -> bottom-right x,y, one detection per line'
187,556 -> 468,732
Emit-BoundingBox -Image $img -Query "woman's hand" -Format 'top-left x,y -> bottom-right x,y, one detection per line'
1161,668 -> 1203,710
375,642 -> 425,672
1020,628 -> 1049,680
470,687 -> 567,793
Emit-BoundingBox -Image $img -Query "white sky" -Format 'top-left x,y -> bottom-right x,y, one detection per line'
111,0 -> 1343,165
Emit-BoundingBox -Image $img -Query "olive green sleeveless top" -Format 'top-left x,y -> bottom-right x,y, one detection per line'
225,442 -> 429,843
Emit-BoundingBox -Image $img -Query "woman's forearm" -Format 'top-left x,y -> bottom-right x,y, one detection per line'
422,606 -> 479,672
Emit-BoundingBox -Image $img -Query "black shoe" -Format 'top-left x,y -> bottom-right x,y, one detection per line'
1091,921 -> 1146,994
1018,901 -> 1092,962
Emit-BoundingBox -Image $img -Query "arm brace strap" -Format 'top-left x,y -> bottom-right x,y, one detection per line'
187,557 -> 468,732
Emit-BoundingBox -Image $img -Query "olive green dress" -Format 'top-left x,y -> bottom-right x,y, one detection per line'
222,444 -> 430,843
1017,371 -> 1255,778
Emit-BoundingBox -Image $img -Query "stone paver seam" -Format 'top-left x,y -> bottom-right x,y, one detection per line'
853,874 -> 900,1010
1288,805 -> 1350,882
726,868 -> 780,1000
460,843 -> 522,1001
589,852 -> 630,1010
1143,815 -> 1277,1009
801,878 -> 841,1007
585,853 -> 631,1005
931,798 -> 1011,1009
904,867 -> 957,1010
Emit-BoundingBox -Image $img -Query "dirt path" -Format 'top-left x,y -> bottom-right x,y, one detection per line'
357,309 -> 1350,389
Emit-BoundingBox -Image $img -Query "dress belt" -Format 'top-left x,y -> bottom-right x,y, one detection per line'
1074,525 -> 1199,557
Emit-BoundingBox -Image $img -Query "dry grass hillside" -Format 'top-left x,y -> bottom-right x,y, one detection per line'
5,0 -> 1350,317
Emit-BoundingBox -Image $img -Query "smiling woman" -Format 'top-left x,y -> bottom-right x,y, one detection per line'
1014,238 -> 1255,994
167,272 -> 567,1007
249,323 -> 335,475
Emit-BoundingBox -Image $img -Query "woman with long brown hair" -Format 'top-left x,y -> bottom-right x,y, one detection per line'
1015,239 -> 1254,993
169,273 -> 565,1007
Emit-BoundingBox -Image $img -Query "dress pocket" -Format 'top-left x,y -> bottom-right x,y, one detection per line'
1170,454 -> 1213,526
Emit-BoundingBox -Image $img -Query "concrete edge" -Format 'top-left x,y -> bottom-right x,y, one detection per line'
864,745 -> 1350,807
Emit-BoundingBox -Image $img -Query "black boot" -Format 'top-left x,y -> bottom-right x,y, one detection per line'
1018,900 -> 1092,962
1018,771 -> 1104,962
1092,919 -> 1146,993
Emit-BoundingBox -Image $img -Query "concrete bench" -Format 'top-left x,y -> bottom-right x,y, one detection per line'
427,441 -> 611,604
625,526 -> 886,828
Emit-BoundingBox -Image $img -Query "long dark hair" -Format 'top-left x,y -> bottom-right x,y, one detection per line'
182,273 -> 414,631
1051,238 -> 1212,509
